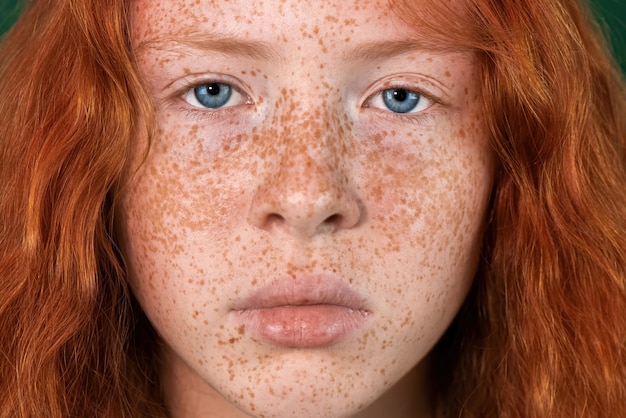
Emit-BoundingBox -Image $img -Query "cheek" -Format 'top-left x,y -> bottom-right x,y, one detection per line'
128,123 -> 251,225
356,122 -> 493,328
115,125 -> 251,317
361,124 -> 491,246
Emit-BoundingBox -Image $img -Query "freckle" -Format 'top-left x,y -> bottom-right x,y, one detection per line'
444,70 -> 451,77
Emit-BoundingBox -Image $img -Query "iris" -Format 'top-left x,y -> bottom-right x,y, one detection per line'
382,89 -> 422,113
193,83 -> 233,109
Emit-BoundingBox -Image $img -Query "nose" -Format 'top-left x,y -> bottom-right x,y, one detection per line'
248,130 -> 362,239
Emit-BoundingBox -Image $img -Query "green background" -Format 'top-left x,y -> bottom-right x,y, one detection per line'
0,0 -> 21,35
0,0 -> 624,72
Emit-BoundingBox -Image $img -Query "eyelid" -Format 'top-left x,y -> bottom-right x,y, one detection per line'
365,88 -> 434,115
168,73 -> 253,110
361,75 -> 451,111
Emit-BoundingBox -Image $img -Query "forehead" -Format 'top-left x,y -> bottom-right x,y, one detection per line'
131,0 -> 418,46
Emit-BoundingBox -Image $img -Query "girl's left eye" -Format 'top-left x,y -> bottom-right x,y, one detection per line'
181,82 -> 247,109
368,88 -> 433,114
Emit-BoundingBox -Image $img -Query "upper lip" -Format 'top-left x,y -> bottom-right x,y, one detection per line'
231,273 -> 371,312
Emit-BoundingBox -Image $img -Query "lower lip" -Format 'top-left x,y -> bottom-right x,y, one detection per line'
234,305 -> 370,348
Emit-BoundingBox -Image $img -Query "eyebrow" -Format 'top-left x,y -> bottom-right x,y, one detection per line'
135,33 -> 464,63
135,33 -> 284,62
343,39 -> 468,61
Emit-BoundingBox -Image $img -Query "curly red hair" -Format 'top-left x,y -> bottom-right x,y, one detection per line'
0,0 -> 624,417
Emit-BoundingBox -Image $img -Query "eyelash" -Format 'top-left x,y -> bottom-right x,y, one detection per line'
173,76 -> 253,120
175,77 -> 443,125
362,83 -> 443,124
370,106 -> 439,127
181,83 -> 249,109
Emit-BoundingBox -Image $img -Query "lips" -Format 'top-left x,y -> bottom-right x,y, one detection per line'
231,274 -> 371,348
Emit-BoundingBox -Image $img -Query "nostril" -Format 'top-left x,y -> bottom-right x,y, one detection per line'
324,214 -> 342,225
265,213 -> 286,230
248,184 -> 362,237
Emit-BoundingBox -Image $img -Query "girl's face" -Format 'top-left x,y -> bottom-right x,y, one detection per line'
120,0 -> 493,416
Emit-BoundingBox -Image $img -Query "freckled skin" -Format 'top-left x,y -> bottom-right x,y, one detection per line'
118,1 -> 494,417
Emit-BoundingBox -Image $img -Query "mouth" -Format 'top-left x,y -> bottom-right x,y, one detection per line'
231,274 -> 371,348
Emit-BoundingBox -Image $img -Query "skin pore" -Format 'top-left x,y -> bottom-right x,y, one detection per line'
118,0 -> 494,417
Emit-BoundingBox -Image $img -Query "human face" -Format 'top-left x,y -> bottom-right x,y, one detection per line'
120,0 -> 493,417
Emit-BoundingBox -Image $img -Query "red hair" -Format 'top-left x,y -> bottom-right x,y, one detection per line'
0,0 -> 624,417
392,0 -> 626,416
0,0 -> 164,416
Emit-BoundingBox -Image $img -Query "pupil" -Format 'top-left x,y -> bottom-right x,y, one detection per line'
393,89 -> 408,101
207,83 -> 221,96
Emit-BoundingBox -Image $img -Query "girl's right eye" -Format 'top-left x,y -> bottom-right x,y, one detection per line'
181,82 -> 247,109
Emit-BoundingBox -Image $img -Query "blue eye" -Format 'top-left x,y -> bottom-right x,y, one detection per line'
181,81 -> 247,110
381,89 -> 423,114
193,83 -> 233,108
365,86 -> 433,115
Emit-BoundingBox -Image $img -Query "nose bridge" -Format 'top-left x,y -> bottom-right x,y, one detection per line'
248,100 -> 361,238
270,90 -> 349,192
281,106 -> 342,187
